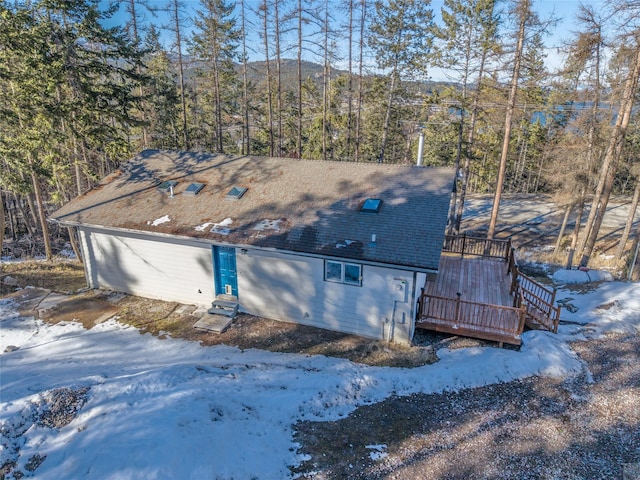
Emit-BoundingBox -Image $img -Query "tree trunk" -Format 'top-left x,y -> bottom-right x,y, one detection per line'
296,0 -> 303,158
566,197 -> 585,269
579,45 -> 640,267
487,0 -> 528,240
575,32 -> 603,256
14,193 -> 35,238
128,0 -> 149,148
554,203 -> 572,254
378,71 -> 397,163
0,191 -> 5,259
30,168 -> 53,260
173,0 -> 190,150
262,2 -> 275,157
346,0 -> 354,160
354,0 -> 366,162
455,47 -> 489,233
616,176 -> 640,259
274,0 -> 283,156
212,57 -> 224,153
322,0 -> 330,161
67,226 -> 83,264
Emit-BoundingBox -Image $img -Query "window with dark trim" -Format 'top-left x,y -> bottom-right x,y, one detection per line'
325,260 -> 362,286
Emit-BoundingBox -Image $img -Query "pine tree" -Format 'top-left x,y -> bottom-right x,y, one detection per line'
191,0 -> 240,153
369,0 -> 434,163
433,0 -> 499,232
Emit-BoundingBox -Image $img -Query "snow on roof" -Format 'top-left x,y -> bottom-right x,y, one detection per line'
50,150 -> 455,271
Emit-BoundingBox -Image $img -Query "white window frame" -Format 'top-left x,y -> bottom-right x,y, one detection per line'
324,260 -> 362,286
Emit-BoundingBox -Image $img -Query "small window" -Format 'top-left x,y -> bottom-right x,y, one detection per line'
226,186 -> 247,200
360,198 -> 382,213
326,261 -> 342,282
344,264 -> 361,285
157,180 -> 178,193
325,260 -> 362,286
184,182 -> 205,196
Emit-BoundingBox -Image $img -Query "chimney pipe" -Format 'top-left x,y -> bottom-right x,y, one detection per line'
416,131 -> 425,166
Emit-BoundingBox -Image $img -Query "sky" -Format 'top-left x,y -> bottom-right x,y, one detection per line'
99,0 -> 608,81
1,268 -> 639,478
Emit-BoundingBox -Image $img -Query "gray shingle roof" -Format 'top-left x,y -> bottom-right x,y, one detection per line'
51,150 -> 455,271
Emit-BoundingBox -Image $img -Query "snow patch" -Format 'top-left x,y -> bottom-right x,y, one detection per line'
253,219 -> 282,232
147,215 -> 170,226
336,240 -> 357,248
1,281 -> 638,478
366,444 -> 388,461
194,222 -> 215,232
553,268 -> 614,285
210,218 -> 233,235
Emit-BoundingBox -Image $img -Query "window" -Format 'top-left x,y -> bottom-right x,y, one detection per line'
157,180 -> 178,193
184,182 -> 205,196
325,260 -> 362,286
226,186 -> 247,200
360,198 -> 382,213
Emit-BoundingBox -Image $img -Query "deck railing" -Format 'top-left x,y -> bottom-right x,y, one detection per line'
417,292 -> 527,345
443,234 -> 512,260
514,273 -> 561,333
418,234 -> 561,339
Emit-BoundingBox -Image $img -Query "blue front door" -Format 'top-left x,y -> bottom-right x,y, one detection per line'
213,246 -> 238,297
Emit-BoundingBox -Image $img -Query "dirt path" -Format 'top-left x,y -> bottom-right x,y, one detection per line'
460,194 -> 638,254
291,331 -> 640,479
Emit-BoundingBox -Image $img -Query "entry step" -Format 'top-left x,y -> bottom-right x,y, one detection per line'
194,313 -> 234,333
207,295 -> 239,318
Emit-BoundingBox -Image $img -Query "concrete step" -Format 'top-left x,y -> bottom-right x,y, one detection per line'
193,313 -> 234,333
208,296 -> 239,317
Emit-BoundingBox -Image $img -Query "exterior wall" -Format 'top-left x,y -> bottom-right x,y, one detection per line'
79,227 -> 214,306
78,227 -> 422,343
236,249 -> 417,343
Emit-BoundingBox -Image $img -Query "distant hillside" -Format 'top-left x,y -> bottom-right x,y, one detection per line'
179,55 -> 454,94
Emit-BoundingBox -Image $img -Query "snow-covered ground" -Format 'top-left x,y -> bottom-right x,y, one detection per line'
1,276 -> 639,479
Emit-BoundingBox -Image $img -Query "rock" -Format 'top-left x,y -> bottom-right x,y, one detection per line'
2,276 -> 18,286
4,345 -> 20,353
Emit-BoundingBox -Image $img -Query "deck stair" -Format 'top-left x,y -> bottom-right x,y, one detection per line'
416,235 -> 560,346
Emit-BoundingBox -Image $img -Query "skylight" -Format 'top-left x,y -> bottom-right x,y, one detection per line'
184,182 -> 205,196
226,186 -> 247,200
360,198 -> 382,213
157,180 -> 178,193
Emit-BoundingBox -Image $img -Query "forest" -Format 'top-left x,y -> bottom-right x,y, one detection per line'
0,0 -> 639,273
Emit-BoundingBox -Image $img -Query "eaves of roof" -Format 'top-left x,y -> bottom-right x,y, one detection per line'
50,150 -> 455,271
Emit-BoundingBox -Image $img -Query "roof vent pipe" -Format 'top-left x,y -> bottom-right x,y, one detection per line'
416,131 -> 425,166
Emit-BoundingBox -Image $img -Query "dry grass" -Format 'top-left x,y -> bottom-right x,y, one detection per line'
109,294 -> 438,368
0,259 -> 86,295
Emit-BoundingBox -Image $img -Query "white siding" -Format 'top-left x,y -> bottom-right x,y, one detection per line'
237,249 -> 416,342
79,228 -> 214,306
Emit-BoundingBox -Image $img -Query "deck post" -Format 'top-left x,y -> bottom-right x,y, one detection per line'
454,292 -> 462,324
461,233 -> 466,259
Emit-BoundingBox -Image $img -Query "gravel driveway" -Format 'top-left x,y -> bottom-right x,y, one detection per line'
292,331 -> 640,479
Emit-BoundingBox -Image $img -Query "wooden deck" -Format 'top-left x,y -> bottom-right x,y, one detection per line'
416,254 -> 525,345
415,235 -> 561,346
423,255 -> 514,307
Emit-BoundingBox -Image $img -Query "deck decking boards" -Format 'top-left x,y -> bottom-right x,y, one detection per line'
428,256 -> 513,307
417,255 -> 524,345
417,236 -> 559,346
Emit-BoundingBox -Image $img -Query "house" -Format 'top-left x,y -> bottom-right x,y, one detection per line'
50,150 -> 455,344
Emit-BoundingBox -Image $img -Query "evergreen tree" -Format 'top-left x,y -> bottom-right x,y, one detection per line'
369,0 -> 434,163
190,0 -> 240,153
